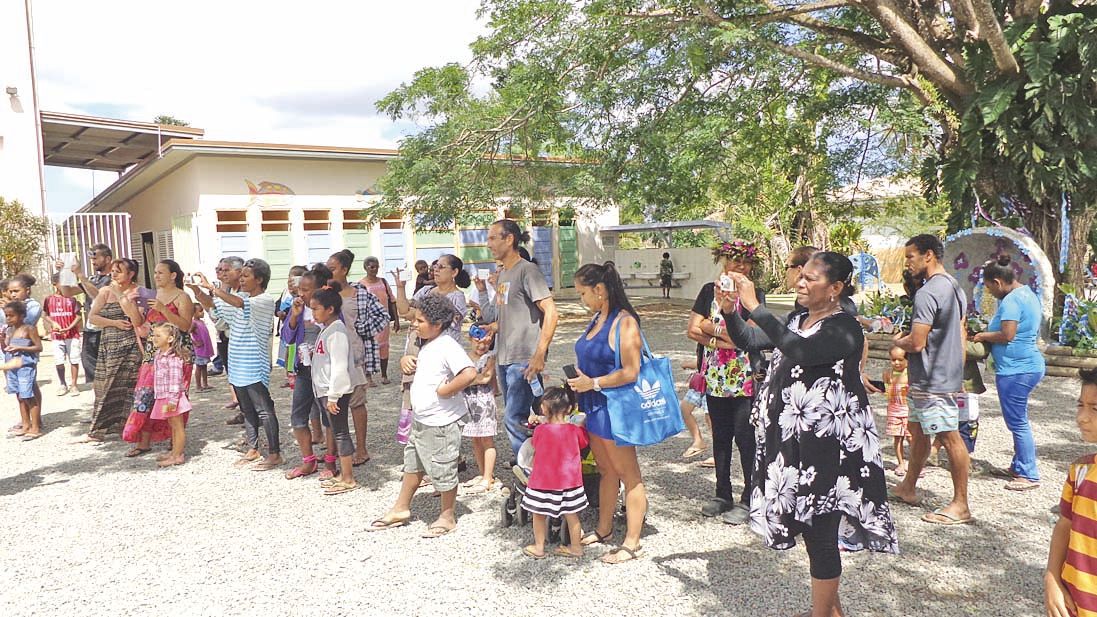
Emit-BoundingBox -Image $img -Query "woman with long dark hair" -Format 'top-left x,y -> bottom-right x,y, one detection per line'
722,251 -> 897,617
565,262 -> 646,564
121,259 -> 195,457
85,258 -> 144,441
972,255 -> 1046,491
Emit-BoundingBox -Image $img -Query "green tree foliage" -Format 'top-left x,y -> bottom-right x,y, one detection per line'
377,0 -> 1096,290
153,115 -> 189,127
0,197 -> 51,279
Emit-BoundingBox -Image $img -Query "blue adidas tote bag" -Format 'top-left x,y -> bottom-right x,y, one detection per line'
603,321 -> 685,446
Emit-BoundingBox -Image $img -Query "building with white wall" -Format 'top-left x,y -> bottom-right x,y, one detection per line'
0,0 -> 45,215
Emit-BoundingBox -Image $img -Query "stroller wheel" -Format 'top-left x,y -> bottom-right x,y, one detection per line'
559,521 -> 570,545
548,519 -> 561,544
500,491 -> 516,528
517,504 -> 529,526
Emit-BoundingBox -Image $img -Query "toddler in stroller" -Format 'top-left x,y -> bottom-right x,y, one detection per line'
500,386 -> 601,555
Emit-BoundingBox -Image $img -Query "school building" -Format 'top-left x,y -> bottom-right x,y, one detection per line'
48,116 -> 616,293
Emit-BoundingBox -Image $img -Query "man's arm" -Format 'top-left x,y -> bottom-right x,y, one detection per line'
525,296 -> 558,377
894,323 -> 930,354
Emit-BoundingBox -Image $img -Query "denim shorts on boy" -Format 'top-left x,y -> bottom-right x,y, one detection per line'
907,391 -> 961,435
194,356 -> 209,367
958,420 -> 978,453
403,419 -> 463,492
5,365 -> 37,400
349,383 -> 368,409
53,338 -> 82,365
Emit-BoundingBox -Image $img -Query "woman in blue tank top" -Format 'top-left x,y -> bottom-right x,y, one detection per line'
565,262 -> 645,564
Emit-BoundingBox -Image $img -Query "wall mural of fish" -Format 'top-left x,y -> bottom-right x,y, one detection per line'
245,179 -> 296,195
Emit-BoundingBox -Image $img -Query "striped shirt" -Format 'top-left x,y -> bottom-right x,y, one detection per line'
212,292 -> 276,388
1060,453 -> 1097,617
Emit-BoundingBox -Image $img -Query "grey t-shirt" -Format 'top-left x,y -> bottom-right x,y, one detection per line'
485,259 -> 551,366
908,273 -> 966,393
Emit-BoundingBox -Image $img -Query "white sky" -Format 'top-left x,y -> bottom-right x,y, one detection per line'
34,0 -> 485,215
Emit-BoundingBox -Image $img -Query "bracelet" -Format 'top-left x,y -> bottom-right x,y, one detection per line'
709,337 -> 717,347
714,324 -> 723,337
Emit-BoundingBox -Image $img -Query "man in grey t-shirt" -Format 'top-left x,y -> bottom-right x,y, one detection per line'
892,234 -> 972,525
475,219 -> 558,457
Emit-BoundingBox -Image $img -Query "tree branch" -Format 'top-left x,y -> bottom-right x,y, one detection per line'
970,0 -> 1020,74
949,0 -> 981,39
758,39 -> 931,104
762,4 -> 907,67
860,0 -> 974,97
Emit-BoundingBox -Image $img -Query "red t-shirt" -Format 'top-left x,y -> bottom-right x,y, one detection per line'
44,295 -> 80,340
527,423 -> 589,491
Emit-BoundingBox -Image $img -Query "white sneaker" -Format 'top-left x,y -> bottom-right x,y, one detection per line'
57,386 -> 69,396
71,387 -> 82,396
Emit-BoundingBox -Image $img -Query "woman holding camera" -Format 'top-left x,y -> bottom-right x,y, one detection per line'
687,240 -> 767,525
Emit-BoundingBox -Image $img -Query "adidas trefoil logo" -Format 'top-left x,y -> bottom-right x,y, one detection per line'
633,378 -> 661,399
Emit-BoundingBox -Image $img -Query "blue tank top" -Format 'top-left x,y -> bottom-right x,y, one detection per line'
4,336 -> 37,366
574,310 -> 620,412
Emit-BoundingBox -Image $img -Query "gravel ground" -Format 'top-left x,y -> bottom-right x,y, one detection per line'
0,299 -> 1075,616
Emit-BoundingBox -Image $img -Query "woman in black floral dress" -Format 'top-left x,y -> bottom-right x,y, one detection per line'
721,252 -> 897,617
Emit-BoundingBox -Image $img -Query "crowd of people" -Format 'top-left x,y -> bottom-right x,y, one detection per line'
0,224 -> 1091,616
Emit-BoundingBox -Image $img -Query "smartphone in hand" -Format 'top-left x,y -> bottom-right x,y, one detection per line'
562,364 -> 579,379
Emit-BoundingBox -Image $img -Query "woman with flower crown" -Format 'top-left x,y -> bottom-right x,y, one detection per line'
687,239 -> 768,525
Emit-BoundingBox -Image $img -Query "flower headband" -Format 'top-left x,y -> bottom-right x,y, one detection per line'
712,240 -> 760,262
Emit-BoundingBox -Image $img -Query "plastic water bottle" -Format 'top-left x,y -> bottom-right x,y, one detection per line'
529,374 -> 544,397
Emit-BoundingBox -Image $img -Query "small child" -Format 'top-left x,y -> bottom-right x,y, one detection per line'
150,323 -> 192,467
1045,367 -> 1097,616
883,346 -> 911,475
522,386 -> 588,560
190,304 -> 214,392
43,274 -> 82,396
462,327 -> 498,494
958,338 -> 988,455
6,274 -> 41,327
310,283 -> 359,495
1,301 -> 43,439
677,359 -> 710,462
368,293 -> 476,537
276,267 -> 306,388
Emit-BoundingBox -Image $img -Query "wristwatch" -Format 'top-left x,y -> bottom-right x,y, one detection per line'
592,377 -> 602,392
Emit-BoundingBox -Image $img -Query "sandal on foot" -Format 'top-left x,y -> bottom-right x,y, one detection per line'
250,459 -> 283,471
366,516 -> 410,532
464,481 -> 494,494
523,546 -> 546,559
324,480 -> 360,495
352,455 -> 371,467
157,457 -> 185,468
682,446 -> 706,459
886,487 -> 923,507
233,455 -> 260,468
21,433 -> 42,441
553,546 -> 582,559
1005,478 -> 1040,491
285,464 -> 317,480
318,469 -> 335,481
125,447 -> 151,458
921,508 -> 974,525
461,475 -> 484,488
580,530 -> 613,546
421,525 -> 454,538
601,545 -> 643,564
698,457 -> 716,468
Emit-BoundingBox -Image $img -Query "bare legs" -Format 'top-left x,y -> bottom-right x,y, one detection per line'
792,579 -> 844,617
527,512 -> 583,557
586,434 -> 647,562
157,416 -> 186,466
470,436 -> 496,490
352,403 -> 370,465
893,423 -> 971,520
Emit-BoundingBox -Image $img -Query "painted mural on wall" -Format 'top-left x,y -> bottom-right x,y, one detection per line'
245,179 -> 295,208
943,226 -> 1054,335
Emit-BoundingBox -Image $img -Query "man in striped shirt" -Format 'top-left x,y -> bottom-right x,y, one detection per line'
1047,367 -> 1097,617
192,258 -> 281,471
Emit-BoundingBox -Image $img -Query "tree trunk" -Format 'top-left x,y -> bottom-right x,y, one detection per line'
1024,198 -> 1095,313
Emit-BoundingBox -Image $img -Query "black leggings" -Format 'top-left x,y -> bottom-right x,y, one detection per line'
319,394 -> 353,457
803,512 -> 842,580
706,395 -> 755,505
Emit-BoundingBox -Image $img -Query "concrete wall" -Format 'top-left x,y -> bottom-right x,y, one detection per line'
613,247 -> 722,301
0,1 -> 44,215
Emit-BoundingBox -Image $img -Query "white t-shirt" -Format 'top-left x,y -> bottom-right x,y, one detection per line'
409,334 -> 474,426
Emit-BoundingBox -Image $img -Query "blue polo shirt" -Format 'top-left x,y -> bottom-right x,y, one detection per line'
988,285 -> 1045,375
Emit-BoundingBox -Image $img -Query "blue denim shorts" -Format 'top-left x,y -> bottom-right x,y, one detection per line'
5,364 -> 36,400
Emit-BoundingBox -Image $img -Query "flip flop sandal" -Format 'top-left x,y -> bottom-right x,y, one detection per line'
421,525 -> 454,539
352,456 -> 371,467
580,530 -> 613,546
285,465 -> 317,480
381,378 -> 391,385
464,482 -> 494,494
553,546 -> 582,559
461,476 -> 484,488
1005,479 -> 1040,491
921,508 -> 974,526
682,446 -> 706,459
523,546 -> 547,560
324,480 -> 360,496
124,447 -> 152,458
366,517 -> 411,532
601,545 -> 643,564
20,433 -> 42,441
157,457 -> 185,468
233,456 -> 260,468
698,457 -> 716,468
250,460 -> 283,472
886,487 -> 923,507
318,469 -> 335,481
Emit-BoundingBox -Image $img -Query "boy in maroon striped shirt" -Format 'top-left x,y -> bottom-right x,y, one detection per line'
43,274 -> 82,396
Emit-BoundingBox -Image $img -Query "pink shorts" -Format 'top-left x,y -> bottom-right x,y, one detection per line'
885,406 -> 909,437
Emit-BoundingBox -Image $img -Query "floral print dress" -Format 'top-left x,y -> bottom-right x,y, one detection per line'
725,305 -> 898,554
703,298 -> 753,399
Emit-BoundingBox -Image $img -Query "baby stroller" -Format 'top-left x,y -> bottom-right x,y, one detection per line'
499,414 -> 606,545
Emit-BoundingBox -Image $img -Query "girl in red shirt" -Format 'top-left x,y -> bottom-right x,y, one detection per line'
522,386 -> 589,560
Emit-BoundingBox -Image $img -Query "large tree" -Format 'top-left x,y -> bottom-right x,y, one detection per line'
377,0 -> 1096,289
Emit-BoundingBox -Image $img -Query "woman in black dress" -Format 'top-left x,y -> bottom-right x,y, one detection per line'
722,252 -> 897,617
